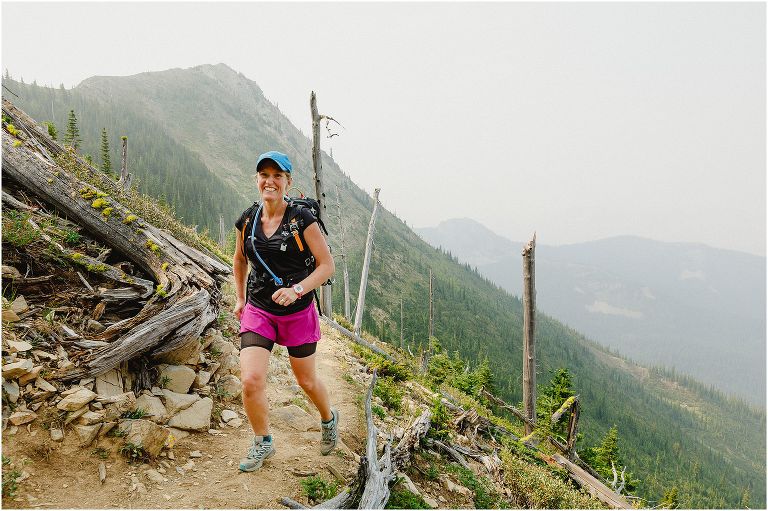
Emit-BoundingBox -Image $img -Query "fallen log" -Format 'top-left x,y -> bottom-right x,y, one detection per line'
321,317 -> 394,361
481,388 -> 535,429
358,370 -> 396,508
391,409 -> 431,470
2,100 -> 231,379
551,454 -> 632,509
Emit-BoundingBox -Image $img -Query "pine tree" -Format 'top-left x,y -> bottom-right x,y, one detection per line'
100,128 -> 112,174
42,121 -> 57,141
661,486 -> 679,509
595,425 -> 621,470
64,109 -> 81,149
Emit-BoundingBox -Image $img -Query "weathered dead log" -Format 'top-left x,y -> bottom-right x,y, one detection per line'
425,438 -> 471,470
353,188 -> 380,336
481,388 -> 535,429
2,100 -> 231,379
551,454 -> 632,509
280,497 -> 308,509
391,409 -> 431,469
320,316 -> 394,361
551,395 -> 578,425
358,370 -> 396,508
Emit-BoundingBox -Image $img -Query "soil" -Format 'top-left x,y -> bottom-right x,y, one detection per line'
1,327 -> 370,509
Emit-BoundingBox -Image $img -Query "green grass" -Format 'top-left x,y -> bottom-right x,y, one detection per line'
2,456 -> 21,498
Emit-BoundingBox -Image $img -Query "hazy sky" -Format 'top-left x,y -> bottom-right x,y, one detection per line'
2,2 -> 765,255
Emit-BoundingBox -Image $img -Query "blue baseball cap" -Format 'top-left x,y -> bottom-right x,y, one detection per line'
256,151 -> 292,173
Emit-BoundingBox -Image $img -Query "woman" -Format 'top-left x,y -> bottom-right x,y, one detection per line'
233,150 -> 337,472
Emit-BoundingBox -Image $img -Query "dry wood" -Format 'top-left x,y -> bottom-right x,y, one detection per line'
425,438 -> 471,470
551,454 -> 632,509
358,369 -> 396,508
521,233 -> 537,435
2,100 -> 231,380
310,92 -> 332,315
320,316 -> 394,361
391,409 -> 431,469
566,397 -> 581,454
280,497 -> 307,509
481,388 -> 535,429
334,185 -> 351,320
119,136 -> 131,190
353,188 -> 380,336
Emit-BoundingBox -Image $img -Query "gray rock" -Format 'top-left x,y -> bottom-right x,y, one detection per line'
226,417 -> 243,429
99,392 -> 137,421
157,365 -> 196,394
64,406 -> 90,425
2,265 -> 22,279
424,496 -> 439,508
77,410 -> 106,426
50,428 -> 64,441
272,404 -> 315,432
216,375 -> 242,401
3,379 -> 19,403
135,394 -> 167,423
6,340 -> 33,353
8,410 -> 37,425
189,450 -> 203,458
214,354 -> 240,378
57,387 -> 97,411
201,329 -> 224,350
95,370 -> 123,397
192,370 -> 212,389
145,469 -> 165,484
162,390 -> 200,416
75,424 -> 101,446
220,409 -> 238,423
119,419 -> 169,456
2,359 -> 33,379
151,386 -> 164,396
98,421 -> 117,438
18,366 -> 43,386
34,377 -> 57,393
10,296 -> 28,314
167,397 -> 213,431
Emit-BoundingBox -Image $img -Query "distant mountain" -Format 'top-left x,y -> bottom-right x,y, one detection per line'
4,67 -> 765,507
417,219 -> 766,406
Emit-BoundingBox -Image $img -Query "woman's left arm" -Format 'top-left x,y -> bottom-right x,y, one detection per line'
271,222 -> 335,306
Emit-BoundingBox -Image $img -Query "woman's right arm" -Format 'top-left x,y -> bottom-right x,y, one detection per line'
233,229 -> 248,320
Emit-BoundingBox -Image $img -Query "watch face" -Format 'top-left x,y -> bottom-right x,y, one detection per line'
294,284 -> 304,293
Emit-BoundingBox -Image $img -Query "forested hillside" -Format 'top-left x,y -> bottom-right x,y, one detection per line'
3,66 -> 764,508
417,219 -> 766,406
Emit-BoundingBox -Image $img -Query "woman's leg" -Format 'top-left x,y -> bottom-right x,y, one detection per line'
289,352 -> 332,421
240,344 -> 272,435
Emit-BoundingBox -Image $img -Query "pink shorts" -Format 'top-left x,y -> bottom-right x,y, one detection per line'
239,302 -> 321,347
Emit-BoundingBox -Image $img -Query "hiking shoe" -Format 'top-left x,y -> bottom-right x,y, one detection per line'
238,435 -> 275,472
320,408 -> 339,455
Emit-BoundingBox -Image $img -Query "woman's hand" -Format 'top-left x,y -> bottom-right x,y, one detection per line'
234,298 -> 246,320
272,287 -> 299,307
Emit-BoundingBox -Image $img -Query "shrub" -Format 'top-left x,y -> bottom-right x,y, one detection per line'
2,456 -> 21,498
386,485 -> 430,509
301,475 -> 339,503
374,376 -> 403,412
119,442 -> 150,463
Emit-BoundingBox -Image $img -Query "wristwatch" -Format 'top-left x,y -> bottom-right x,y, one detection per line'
292,284 -> 304,298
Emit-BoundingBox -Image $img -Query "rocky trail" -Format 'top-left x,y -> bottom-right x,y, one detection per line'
2,327 -> 371,509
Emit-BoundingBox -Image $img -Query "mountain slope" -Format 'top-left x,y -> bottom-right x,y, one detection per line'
3,66 -> 764,508
417,219 -> 766,405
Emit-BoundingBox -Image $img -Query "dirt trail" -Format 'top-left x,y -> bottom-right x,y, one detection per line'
2,327 -> 368,509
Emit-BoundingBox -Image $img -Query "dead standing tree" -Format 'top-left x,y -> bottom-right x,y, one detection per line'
118,135 -> 132,190
335,185 -> 351,321
310,91 -> 342,316
353,188 -> 381,337
522,233 -> 537,436
1,99 -> 231,380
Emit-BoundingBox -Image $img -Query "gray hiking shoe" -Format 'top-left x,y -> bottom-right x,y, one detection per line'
320,408 -> 339,455
239,435 -> 275,472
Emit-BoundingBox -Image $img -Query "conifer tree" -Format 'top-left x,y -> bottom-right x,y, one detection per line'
42,121 -> 57,141
100,128 -> 112,174
64,109 -> 81,149
661,486 -> 679,509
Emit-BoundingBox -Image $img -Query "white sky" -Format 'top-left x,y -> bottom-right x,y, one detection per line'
2,2 -> 766,255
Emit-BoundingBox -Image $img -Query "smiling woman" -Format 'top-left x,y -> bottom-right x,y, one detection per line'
232,150 -> 337,473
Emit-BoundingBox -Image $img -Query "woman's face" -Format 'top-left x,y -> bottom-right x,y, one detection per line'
257,163 -> 291,201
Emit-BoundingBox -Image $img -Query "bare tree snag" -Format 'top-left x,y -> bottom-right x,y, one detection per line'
2,100 -> 231,381
428,269 -> 434,339
335,185 -> 351,320
119,136 -> 131,190
353,188 -> 380,337
391,409 -> 431,469
522,233 -> 537,435
310,91 -> 332,315
358,370 -> 396,508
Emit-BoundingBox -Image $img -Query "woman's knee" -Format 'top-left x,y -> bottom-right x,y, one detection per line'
295,373 -> 318,393
241,372 -> 267,395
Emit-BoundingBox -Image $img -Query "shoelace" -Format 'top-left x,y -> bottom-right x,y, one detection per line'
248,441 -> 272,459
322,420 -> 337,442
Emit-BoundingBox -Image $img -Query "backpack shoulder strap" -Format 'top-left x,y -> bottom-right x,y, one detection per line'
240,202 -> 259,257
